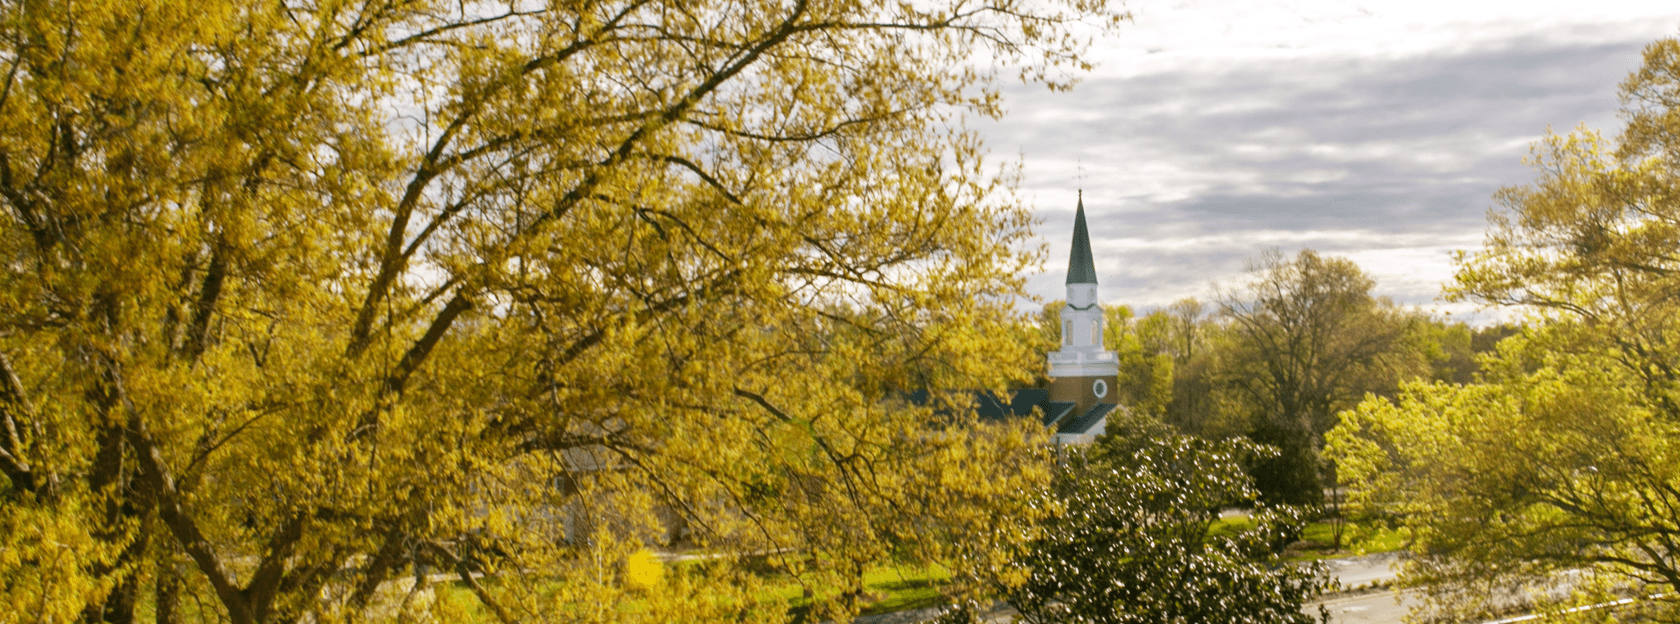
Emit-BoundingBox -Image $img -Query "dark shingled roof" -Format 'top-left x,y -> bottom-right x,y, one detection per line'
1042,401 -> 1077,427
1057,402 -> 1117,435
1066,197 -> 1098,285
904,389 -> 1116,438
973,389 -> 1049,421
905,389 -> 1047,423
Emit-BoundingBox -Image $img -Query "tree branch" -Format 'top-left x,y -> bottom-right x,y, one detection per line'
0,349 -> 37,494
126,424 -> 253,624
430,542 -> 520,624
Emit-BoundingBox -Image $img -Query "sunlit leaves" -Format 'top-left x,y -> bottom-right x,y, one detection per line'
0,0 -> 1123,621
1328,34 -> 1680,624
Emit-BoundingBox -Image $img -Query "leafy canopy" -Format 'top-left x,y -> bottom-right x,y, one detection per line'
1216,250 -> 1427,506
1329,35 -> 1680,624
0,0 -> 1124,622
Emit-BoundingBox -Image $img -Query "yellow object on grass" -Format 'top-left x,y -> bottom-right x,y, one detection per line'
625,550 -> 664,590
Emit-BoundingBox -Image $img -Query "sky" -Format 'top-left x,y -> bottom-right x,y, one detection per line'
984,0 -> 1680,324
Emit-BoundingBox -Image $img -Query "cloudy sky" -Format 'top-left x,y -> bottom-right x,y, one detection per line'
985,0 -> 1680,324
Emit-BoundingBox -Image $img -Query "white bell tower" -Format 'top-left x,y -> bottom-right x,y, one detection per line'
1047,194 -> 1119,414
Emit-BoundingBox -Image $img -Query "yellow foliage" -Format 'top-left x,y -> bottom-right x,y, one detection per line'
1329,34 -> 1680,623
0,0 -> 1119,621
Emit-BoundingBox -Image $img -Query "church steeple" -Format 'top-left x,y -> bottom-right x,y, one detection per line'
1047,193 -> 1119,419
1066,193 -> 1097,285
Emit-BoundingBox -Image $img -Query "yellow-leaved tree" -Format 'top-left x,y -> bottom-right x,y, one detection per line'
1328,35 -> 1680,623
0,1 -> 1124,622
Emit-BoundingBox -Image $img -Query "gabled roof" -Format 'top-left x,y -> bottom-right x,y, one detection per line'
903,389 -> 1116,440
905,389 -> 1046,423
1066,196 -> 1098,285
1042,401 -> 1077,427
976,389 -> 1049,421
1057,402 -> 1117,435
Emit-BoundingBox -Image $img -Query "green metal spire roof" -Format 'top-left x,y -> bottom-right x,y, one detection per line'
1066,195 -> 1098,285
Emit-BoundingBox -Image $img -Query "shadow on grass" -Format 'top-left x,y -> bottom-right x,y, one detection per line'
782,565 -> 953,623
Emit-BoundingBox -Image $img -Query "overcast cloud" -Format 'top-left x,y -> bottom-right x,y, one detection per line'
987,0 -> 1680,324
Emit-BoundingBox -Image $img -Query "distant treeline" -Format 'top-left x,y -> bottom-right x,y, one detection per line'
1022,248 -> 1521,506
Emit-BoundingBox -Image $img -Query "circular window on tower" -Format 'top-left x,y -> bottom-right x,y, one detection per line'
1092,379 -> 1108,399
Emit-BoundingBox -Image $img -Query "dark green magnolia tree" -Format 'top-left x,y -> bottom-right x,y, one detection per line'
941,416 -> 1331,624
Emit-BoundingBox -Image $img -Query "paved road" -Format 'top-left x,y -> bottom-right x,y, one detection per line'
1321,552 -> 1402,590
1312,552 -> 1411,623
1316,589 -> 1419,624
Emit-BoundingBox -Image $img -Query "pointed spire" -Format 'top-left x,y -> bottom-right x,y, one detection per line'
1066,192 -> 1097,285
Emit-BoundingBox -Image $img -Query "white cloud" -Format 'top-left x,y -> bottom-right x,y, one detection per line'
1086,0 -> 1680,76
991,1 -> 1680,324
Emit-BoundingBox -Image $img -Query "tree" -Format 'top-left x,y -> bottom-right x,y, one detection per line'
1133,297 -> 1225,436
1216,250 -> 1426,506
1027,301 -> 1067,387
0,1 -> 1124,622
941,415 -> 1331,624
1103,305 -> 1176,419
1328,35 -> 1680,623
1329,329 -> 1680,622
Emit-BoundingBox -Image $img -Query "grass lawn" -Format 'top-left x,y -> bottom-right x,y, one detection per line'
157,523 -> 1407,624
393,514 -> 1418,621
1206,514 -> 1261,541
1294,519 -> 1410,559
429,559 -> 955,623
1207,514 -> 1411,560
769,563 -> 953,621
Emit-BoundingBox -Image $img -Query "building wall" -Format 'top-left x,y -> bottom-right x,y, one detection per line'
1049,373 -> 1119,415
